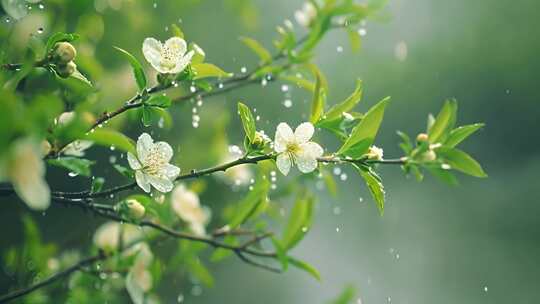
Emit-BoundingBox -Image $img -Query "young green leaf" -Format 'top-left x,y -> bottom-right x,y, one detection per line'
84,129 -> 136,155
288,256 -> 321,281
239,36 -> 272,63
48,157 -> 95,177
280,75 -> 316,92
271,238 -> 289,271
113,46 -> 147,91
428,99 -> 457,143
170,24 -> 184,38
337,97 -> 390,156
436,147 -> 487,178
192,63 -> 232,79
445,123 -> 485,147
91,177 -> 105,193
309,72 -> 325,123
237,102 -> 257,143
426,167 -> 459,186
355,165 -> 385,215
113,164 -> 135,179
328,285 -> 357,304
282,195 -> 314,250
228,178 -> 270,228
324,79 -> 363,120
145,94 -> 172,108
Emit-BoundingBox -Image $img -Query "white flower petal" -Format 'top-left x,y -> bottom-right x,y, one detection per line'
142,38 -> 163,71
295,153 -> 318,173
294,122 -> 315,144
147,175 -> 173,193
274,122 -> 294,153
276,153 -> 292,176
170,50 -> 194,74
137,133 -> 153,162
154,141 -> 173,163
127,152 -> 142,170
15,175 -> 50,210
190,223 -> 206,236
162,164 -> 180,179
164,36 -> 187,56
135,171 -> 151,193
300,141 -> 324,158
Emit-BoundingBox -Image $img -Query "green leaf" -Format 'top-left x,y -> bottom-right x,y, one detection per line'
325,79 -> 363,120
337,97 -> 390,156
113,46 -> 147,91
445,123 -> 485,148
436,147 -> 487,178
328,285 -> 356,304
396,130 -> 413,154
188,259 -> 214,287
280,74 -> 315,92
347,26 -> 362,52
228,178 -> 270,228
282,195 -> 314,250
170,24 -> 184,38
428,99 -> 457,143
239,36 -> 272,63
426,167 -> 459,186
271,238 -> 288,271
288,256 -> 321,281
113,164 -> 134,179
146,94 -> 172,108
237,102 -> 257,143
210,236 -> 237,262
48,157 -> 95,177
355,165 -> 385,215
91,177 -> 105,193
310,72 -> 325,123
45,32 -> 80,55
192,63 -> 232,79
84,129 -> 136,155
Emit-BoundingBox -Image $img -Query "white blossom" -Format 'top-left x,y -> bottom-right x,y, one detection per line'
366,145 -> 384,160
92,222 -> 142,251
61,140 -> 93,157
171,184 -> 211,236
294,2 -> 317,27
127,133 -> 180,193
220,146 -> 252,186
1,138 -> 50,210
142,37 -> 194,74
126,243 -> 154,304
274,122 -> 323,176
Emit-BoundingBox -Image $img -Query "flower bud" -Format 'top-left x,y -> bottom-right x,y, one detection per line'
421,150 -> 437,162
416,133 -> 428,142
366,145 -> 384,161
57,111 -> 75,125
53,42 -> 77,64
56,61 -> 77,78
41,140 -> 51,156
251,131 -> 270,150
126,199 -> 145,219
189,42 -> 205,64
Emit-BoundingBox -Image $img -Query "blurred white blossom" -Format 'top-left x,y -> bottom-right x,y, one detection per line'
142,37 -> 194,74
0,138 -> 50,210
126,243 -> 154,304
274,122 -> 323,175
128,133 -> 180,193
92,221 -> 142,251
294,2 -> 317,27
171,184 -> 211,236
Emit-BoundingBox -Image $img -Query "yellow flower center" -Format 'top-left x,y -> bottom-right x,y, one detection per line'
142,147 -> 167,175
285,142 -> 301,154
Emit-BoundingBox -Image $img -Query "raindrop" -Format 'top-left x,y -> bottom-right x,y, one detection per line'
333,167 -> 342,175
37,27 -> 44,34
301,226 -> 308,232
240,66 -> 247,73
256,115 -> 260,121
153,3 -> 157,8
271,184 -> 277,190
68,172 -> 78,177
109,155 -> 117,163
483,286 -> 488,292
335,227 -> 340,232
261,79 -> 268,86
196,98 -> 203,107
110,145 -> 116,151
281,84 -> 289,92
358,197 -> 364,203
358,28 -> 367,36
191,285 -> 203,296
177,294 -> 184,303
333,206 -> 341,215
340,173 -> 348,181
38,3 -> 44,9
283,99 -> 293,108
387,296 -> 392,303
218,83 -> 224,89
336,45 -> 344,53
190,86 -> 196,93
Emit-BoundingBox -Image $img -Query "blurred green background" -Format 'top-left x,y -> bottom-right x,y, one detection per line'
1,0 -> 539,303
